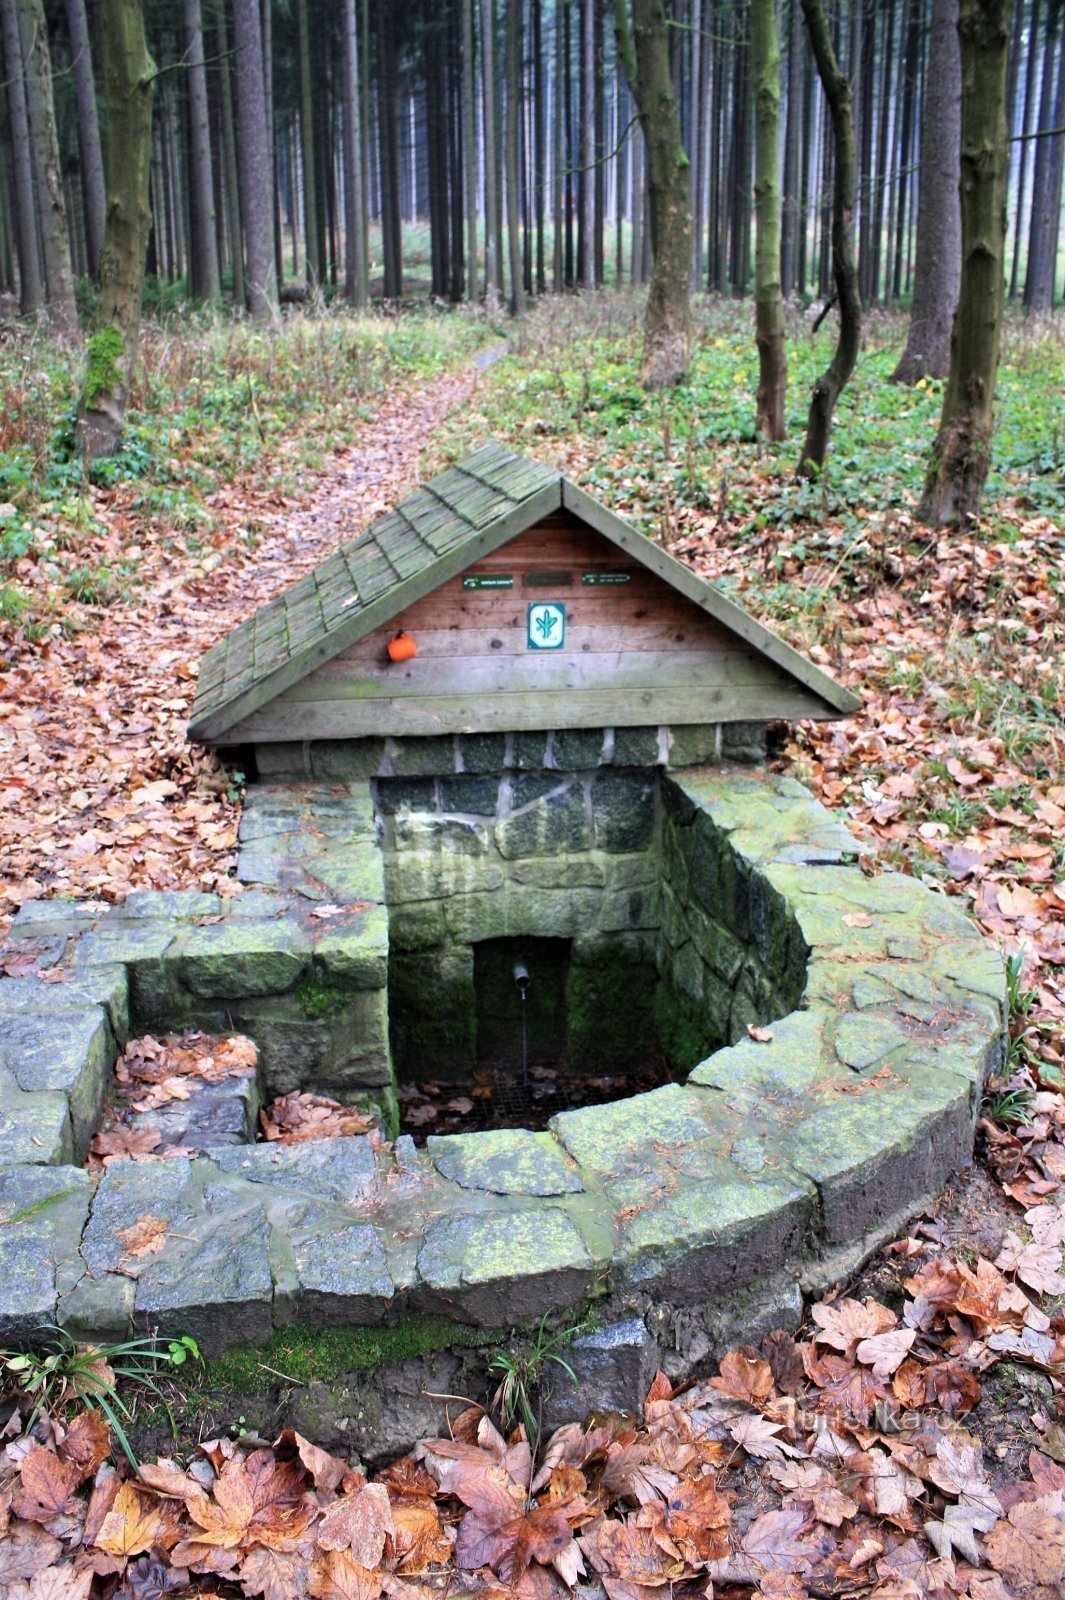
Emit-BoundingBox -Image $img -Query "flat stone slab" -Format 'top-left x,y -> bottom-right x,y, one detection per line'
0,770 -> 1005,1357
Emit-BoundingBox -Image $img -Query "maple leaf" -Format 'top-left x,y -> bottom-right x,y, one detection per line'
0,1524 -> 62,1586
579,1514 -> 688,1586
985,1496 -> 1065,1589
707,1507 -> 824,1583
647,1474 -> 731,1563
94,1481 -> 170,1558
768,1459 -> 859,1527
995,1232 -> 1065,1296
6,1568 -> 94,1600
317,1483 -> 394,1566
275,1428 -> 348,1495
855,1328 -> 915,1378
13,1444 -> 81,1523
240,1544 -> 313,1599
308,1548 -> 384,1600
728,1413 -> 801,1461
811,1297 -> 895,1357
390,1500 -> 452,1573
57,1410 -> 111,1481
708,1350 -> 774,1406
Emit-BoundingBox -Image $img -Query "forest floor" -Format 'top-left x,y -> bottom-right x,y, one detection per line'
0,295 -> 1063,1600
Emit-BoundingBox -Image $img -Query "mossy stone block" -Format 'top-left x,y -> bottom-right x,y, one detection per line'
720,722 -> 768,763
514,732 -> 548,768
314,903 -> 389,988
389,947 -> 475,1079
566,942 -> 658,1072
592,771 -> 657,853
416,1207 -> 595,1325
390,736 -> 456,777
0,1165 -> 93,1340
0,1085 -> 73,1166
551,1083 -> 713,1173
553,728 -> 606,769
310,739 -> 387,780
291,1224 -> 393,1323
496,786 -> 591,859
613,726 -> 661,766
0,1008 -> 113,1161
667,724 -> 720,767
175,920 -> 308,998
374,778 -> 437,816
439,775 -> 501,816
428,1130 -> 584,1196
134,1203 -> 274,1355
458,733 -> 507,773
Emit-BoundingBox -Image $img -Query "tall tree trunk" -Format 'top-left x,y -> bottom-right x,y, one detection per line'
481,0 -> 501,306
891,0 -> 961,382
1024,0 -> 1065,309
77,0 -> 153,459
343,0 -> 368,304
261,0 -> 282,287
297,0 -> 320,287
183,0 -> 221,304
553,0 -> 564,291
462,0 -> 479,300
614,0 -> 693,387
217,0 -> 244,306
753,0 -> 787,439
578,0 -> 595,283
890,0 -> 921,303
1010,0 -> 1041,296
504,0 -> 524,312
22,0 -> 77,335
781,0 -> 802,296
65,0 -> 105,281
232,0 -> 278,321
377,0 -> 402,298
796,0 -> 861,478
0,0 -> 43,311
918,0 -> 1010,527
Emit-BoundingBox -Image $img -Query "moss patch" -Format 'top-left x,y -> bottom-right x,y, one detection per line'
83,325 -> 124,407
295,979 -> 349,1020
654,978 -> 723,1078
206,1314 -> 494,1395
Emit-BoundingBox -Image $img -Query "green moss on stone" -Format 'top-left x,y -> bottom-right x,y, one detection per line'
566,944 -> 658,1072
206,1314 -> 495,1394
296,979 -> 349,1020
654,978 -> 724,1078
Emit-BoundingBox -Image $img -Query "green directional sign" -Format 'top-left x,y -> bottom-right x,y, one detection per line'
463,574 -> 513,590
527,601 -> 565,650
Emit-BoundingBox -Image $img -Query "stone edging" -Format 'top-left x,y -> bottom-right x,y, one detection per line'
0,770 -> 1004,1358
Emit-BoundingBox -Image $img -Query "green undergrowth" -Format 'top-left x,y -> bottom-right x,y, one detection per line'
0,304 -> 490,636
206,1315 -> 502,1396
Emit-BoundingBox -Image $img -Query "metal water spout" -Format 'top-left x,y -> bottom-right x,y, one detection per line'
513,963 -> 530,1088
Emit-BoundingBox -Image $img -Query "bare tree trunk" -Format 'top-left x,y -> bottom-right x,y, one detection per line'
1010,0 -> 1041,297
796,0 -> 861,478
65,0 -> 105,281
183,0 -> 221,304
217,0 -> 245,308
918,0 -> 1010,527
77,0 -> 153,459
22,0 -> 77,335
462,0 -> 479,301
0,0 -> 43,311
297,0 -> 320,287
481,0 -> 501,307
579,0 -> 595,284
232,0 -> 278,322
891,0 -> 961,381
504,0 -> 524,312
260,0 -> 282,288
1025,0 -> 1065,310
615,0 -> 692,388
753,0 -> 787,439
781,0 -> 802,296
342,0 -> 368,304
552,0 -> 564,291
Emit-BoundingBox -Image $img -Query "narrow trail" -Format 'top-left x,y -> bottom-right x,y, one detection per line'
0,359 -> 491,926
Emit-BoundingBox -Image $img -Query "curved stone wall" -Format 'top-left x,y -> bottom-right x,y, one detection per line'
0,769 -> 1004,1364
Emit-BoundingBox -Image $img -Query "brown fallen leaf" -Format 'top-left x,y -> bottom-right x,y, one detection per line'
94,1481 -> 171,1558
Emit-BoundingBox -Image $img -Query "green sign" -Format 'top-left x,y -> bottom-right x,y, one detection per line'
462,574 -> 513,590
527,601 -> 565,650
582,571 -> 631,586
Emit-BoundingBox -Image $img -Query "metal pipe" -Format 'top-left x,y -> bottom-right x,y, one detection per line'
513,962 -> 530,993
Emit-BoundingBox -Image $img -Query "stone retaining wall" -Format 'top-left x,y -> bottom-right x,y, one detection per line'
0,768 -> 1005,1456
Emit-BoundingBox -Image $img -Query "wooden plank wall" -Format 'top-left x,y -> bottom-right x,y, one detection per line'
230,512 -> 829,739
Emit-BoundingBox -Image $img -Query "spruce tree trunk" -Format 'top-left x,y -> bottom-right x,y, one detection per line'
232,0 -> 278,321
918,0 -> 1010,528
504,0 -> 524,312
297,0 -> 320,287
217,0 -> 245,308
614,0 -> 692,388
65,0 -> 105,281
796,0 -> 861,478
579,0 -> 595,284
1010,0 -> 1041,298
260,0 -> 282,288
76,0 -> 153,460
781,0 -> 802,297
0,0 -> 43,311
22,0 -> 77,336
891,0 -> 961,381
183,0 -> 221,305
1024,0 -> 1065,310
342,0 -> 368,304
481,0 -> 501,307
752,0 -> 787,439
462,0 -> 479,301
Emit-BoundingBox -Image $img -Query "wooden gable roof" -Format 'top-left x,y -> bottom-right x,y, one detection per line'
188,442 -> 859,744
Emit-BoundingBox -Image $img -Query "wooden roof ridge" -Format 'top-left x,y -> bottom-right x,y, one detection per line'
188,444 -> 858,744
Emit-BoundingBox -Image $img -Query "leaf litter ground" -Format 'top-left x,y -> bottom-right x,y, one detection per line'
1,298 -> 1064,1596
